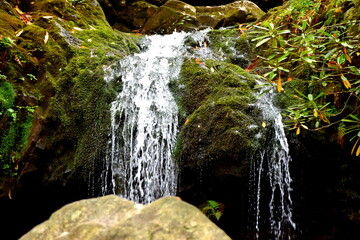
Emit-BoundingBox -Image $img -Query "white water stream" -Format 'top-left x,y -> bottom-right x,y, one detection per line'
103,30 -> 210,204
250,83 -> 296,239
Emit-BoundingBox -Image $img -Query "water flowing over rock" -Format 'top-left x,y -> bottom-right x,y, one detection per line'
102,30 -> 213,204
249,84 -> 296,239
20,195 -> 231,240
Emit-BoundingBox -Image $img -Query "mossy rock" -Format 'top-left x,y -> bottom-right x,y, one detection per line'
0,0 -> 142,196
174,58 -> 259,169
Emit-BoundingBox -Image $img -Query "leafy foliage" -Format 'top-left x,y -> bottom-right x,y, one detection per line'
201,200 -> 224,223
0,80 -> 35,178
246,0 -> 360,155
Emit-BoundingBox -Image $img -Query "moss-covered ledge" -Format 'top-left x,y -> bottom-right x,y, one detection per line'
0,0 -> 142,198
172,57 -> 262,203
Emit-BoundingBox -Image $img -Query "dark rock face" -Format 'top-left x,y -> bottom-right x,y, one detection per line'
20,195 -> 231,240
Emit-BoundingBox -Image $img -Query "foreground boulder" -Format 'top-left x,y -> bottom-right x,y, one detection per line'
20,195 -> 231,240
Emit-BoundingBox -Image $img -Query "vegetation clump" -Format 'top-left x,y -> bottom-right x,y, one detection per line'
245,0 -> 360,154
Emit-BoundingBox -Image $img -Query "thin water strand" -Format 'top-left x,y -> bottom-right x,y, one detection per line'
253,83 -> 296,239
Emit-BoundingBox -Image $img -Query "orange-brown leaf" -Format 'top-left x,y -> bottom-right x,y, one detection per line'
351,138 -> 360,155
277,75 -> 282,92
14,54 -> 23,67
245,57 -> 260,72
334,7 -> 342,13
184,118 -> 189,126
343,47 -> 352,63
14,6 -> 25,15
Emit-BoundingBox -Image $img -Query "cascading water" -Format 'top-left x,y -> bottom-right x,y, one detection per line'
101,27 -> 296,238
250,82 -> 296,239
102,30 -> 211,204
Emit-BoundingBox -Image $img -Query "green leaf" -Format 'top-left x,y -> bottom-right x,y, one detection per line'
340,41 -> 354,48
277,52 -> 289,62
268,22 -> 275,30
207,200 -> 218,209
324,48 -> 338,60
214,211 -> 222,221
318,30 -> 334,38
256,37 -> 271,47
314,92 -> 325,100
302,21 -> 307,30
308,94 -> 314,101
278,29 -> 291,35
302,57 -> 316,64
337,54 -> 346,65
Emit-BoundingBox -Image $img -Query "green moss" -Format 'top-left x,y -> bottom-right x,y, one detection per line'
206,28 -> 254,67
0,81 -> 15,112
173,57 -> 260,168
0,109 -> 34,177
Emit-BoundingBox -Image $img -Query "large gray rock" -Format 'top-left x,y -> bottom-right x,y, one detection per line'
142,0 -> 265,33
20,195 -> 231,240
196,1 -> 265,28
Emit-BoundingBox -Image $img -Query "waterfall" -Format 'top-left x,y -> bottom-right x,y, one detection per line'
250,83 -> 296,239
102,30 -> 210,204
100,27 -> 296,237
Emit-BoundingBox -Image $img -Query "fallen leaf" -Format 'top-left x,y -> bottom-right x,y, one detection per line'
301,124 -> 309,130
15,29 -> 24,37
343,47 -> 352,63
296,126 -> 300,135
44,31 -> 49,44
349,137 -> 360,156
14,54 -> 23,67
14,5 -> 25,15
245,57 -> 260,72
184,118 -> 189,126
313,109 -> 318,117
334,7 -> 342,13
277,75 -> 282,92
341,74 -> 351,89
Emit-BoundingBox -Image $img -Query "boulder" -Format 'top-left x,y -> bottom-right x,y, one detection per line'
20,195 -> 231,240
196,1 -> 265,28
142,0 -> 264,33
142,0 -> 197,34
